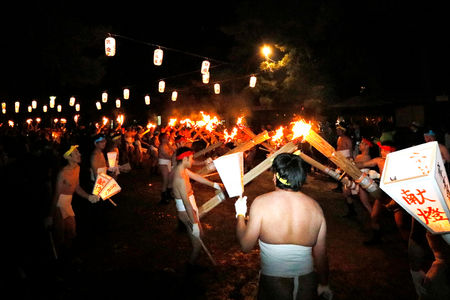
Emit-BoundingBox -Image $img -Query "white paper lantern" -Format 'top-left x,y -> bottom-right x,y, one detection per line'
249,75 -> 257,88
57,104 -> 62,112
116,99 -> 121,108
158,80 -> 165,93
145,95 -> 150,105
201,60 -> 210,75
96,102 -> 102,110
123,88 -> 130,100
43,105 -> 48,112
171,91 -> 178,101
15,101 -> 20,113
69,97 -> 76,106
49,96 -> 56,108
28,105 -> 32,112
75,103 -> 80,111
202,72 -> 210,84
31,100 -> 37,109
102,92 -> 108,103
154,49 -> 163,66
214,83 -> 220,94
105,37 -> 116,56
2,108 -> 6,114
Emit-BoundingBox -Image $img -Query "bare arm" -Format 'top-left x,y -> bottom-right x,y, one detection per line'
49,171 -> 63,217
356,157 -> 379,169
186,169 -> 216,188
236,198 -> 262,252
75,184 -> 91,200
312,218 -> 329,285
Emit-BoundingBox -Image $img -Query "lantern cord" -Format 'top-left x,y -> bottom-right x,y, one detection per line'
109,33 -> 230,65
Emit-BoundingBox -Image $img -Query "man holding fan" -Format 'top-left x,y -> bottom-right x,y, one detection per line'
235,153 -> 332,300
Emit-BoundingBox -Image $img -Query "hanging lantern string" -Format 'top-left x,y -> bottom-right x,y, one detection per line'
109,33 -> 230,65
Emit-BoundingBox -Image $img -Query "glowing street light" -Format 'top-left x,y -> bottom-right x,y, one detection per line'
261,45 -> 272,59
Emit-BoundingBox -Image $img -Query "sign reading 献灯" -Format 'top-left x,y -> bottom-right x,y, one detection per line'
380,141 -> 450,233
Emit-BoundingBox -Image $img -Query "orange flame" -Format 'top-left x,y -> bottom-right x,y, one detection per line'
117,114 -> 124,126
291,119 -> 312,140
223,127 -> 238,142
271,126 -> 285,145
146,122 -> 156,129
102,116 -> 109,126
168,118 -> 177,127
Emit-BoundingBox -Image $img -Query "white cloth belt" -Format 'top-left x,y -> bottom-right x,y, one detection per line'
175,194 -> 198,214
158,158 -> 172,172
259,240 -> 313,300
56,194 -> 75,219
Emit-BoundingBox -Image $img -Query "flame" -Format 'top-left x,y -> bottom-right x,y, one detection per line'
74,114 -> 79,123
223,127 -> 238,142
236,116 -> 244,126
117,114 -> 124,126
291,119 -> 312,140
180,118 -> 194,128
54,118 -> 59,124
60,118 -> 67,124
168,118 -> 177,127
26,118 -> 33,125
271,126 -> 285,145
102,117 -> 109,126
146,122 -> 156,129
195,111 -> 220,132
35,118 -> 41,123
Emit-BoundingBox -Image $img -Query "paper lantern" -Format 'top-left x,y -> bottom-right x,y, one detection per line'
213,152 -> 244,197
154,48 -> 163,66
158,80 -> 165,93
380,141 -> 450,234
116,99 -> 121,108
31,100 -> 37,109
145,95 -> 150,105
102,92 -> 108,103
123,88 -> 130,100
57,104 -> 62,112
69,97 -> 76,106
201,60 -> 210,75
107,152 -> 118,167
43,105 -> 48,112
49,96 -> 56,108
1,108 -> 5,114
1,102 -> 5,109
214,83 -> 220,94
249,75 -> 257,88
36,118 -> 41,123
28,105 -> 32,112
171,91 -> 178,101
202,72 -> 210,84
15,101 -> 20,113
75,103 -> 80,111
96,102 -> 102,110
105,37 -> 116,56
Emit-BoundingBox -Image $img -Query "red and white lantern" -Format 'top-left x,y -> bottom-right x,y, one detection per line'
214,83 -> 220,94
158,80 -> 165,93
31,100 -> 37,109
49,96 -> 56,108
43,105 -> 48,112
202,72 -> 210,84
15,101 -> 20,113
105,37 -> 116,56
28,105 -> 32,113
201,60 -> 210,75
96,102 -> 102,110
116,99 -> 121,108
154,49 -> 163,66
57,104 -> 62,112
69,97 -> 76,107
75,103 -> 80,112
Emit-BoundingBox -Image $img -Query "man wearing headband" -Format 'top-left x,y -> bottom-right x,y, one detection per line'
171,146 -> 223,269
157,132 -> 175,204
90,134 -> 108,183
46,144 -> 100,263
235,153 -> 332,300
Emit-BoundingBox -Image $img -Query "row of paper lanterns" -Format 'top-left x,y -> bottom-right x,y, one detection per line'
105,37 -> 258,89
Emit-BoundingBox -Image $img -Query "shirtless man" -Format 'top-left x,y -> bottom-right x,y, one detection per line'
335,122 -> 356,217
235,153 -> 332,300
158,132 -> 175,204
90,134 -> 108,184
356,141 -> 409,245
171,147 -> 223,267
46,145 -> 99,259
353,138 -> 375,214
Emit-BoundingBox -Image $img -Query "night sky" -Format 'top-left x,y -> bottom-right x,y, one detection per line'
0,1 -> 448,121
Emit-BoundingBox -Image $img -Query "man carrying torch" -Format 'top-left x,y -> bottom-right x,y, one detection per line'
171,147 -> 223,269
235,153 -> 332,300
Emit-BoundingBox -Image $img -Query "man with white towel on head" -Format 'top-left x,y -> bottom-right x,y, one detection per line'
235,152 -> 332,300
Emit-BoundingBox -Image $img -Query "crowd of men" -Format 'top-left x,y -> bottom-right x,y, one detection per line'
1,117 -> 449,299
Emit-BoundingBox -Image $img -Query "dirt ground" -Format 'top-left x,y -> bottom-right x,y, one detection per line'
7,151 -> 419,300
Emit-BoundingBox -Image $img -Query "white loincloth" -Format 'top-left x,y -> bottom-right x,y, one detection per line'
174,194 -> 198,215
259,240 -> 313,299
56,194 -> 75,219
337,149 -> 351,158
158,158 -> 172,172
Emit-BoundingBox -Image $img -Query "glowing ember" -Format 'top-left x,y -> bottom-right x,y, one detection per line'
291,119 -> 312,140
